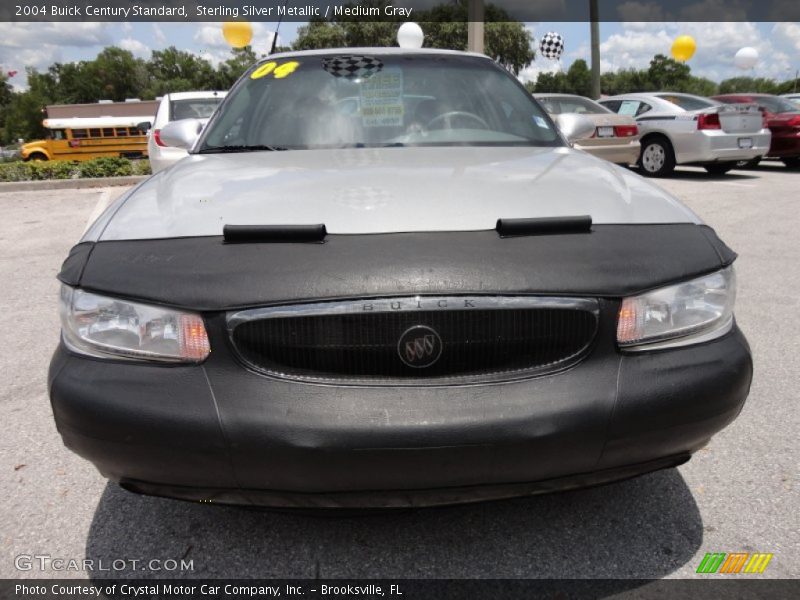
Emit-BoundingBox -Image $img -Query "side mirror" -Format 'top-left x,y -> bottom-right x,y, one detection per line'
158,118 -> 203,150
136,121 -> 152,133
555,113 -> 596,144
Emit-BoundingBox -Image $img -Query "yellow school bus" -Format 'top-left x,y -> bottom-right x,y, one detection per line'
20,117 -> 153,162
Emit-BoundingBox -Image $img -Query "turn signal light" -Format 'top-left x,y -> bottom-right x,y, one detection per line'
179,314 -> 212,361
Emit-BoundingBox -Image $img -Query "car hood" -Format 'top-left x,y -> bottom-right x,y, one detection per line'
92,146 -> 700,241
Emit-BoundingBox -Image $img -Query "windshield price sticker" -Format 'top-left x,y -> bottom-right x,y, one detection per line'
359,69 -> 404,127
250,61 -> 301,81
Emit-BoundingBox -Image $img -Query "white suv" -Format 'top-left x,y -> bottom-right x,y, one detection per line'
147,91 -> 227,173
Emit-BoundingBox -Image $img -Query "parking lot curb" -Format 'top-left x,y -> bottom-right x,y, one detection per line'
0,175 -> 147,193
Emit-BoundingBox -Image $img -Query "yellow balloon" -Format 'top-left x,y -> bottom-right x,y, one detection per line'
671,35 -> 697,62
222,21 -> 253,48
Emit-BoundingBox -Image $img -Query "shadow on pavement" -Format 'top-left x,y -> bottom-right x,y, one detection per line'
644,168 -> 759,181
85,466 -> 702,587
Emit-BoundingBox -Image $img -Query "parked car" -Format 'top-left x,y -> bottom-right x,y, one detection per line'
599,92 -> 770,176
145,91 -> 227,173
712,94 -> 800,169
50,48 -> 751,508
533,93 -> 640,165
0,146 -> 19,161
781,93 -> 800,109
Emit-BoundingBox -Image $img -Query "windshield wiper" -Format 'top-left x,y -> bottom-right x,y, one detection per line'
198,144 -> 288,154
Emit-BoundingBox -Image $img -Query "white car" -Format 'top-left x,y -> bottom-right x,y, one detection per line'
598,92 -> 770,176
146,91 -> 227,173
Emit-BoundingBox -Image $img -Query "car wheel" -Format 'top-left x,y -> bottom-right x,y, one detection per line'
27,153 -> 48,162
782,157 -> 800,169
639,137 -> 675,177
735,158 -> 760,169
704,162 -> 737,176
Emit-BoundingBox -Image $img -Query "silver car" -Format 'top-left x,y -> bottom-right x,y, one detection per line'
533,93 -> 641,166
599,92 -> 770,176
48,49 -> 751,508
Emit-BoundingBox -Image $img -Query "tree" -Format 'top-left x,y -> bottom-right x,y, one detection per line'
718,77 -> 779,94
293,1 -> 535,75
214,47 -> 260,89
0,72 -> 13,144
564,59 -> 592,97
526,60 -> 593,96
647,54 -> 691,90
146,47 -> 216,96
1,68 -> 51,143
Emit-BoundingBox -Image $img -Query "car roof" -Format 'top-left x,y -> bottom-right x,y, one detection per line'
262,47 -> 490,62
713,93 -> 771,97
533,93 -> 596,99
165,91 -> 228,101
602,92 -> 707,100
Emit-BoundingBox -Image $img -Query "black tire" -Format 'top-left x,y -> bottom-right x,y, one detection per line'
735,158 -> 761,169
26,153 -> 48,162
782,157 -> 800,169
704,162 -> 737,176
638,136 -> 676,177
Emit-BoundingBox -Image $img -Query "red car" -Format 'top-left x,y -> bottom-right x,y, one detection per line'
712,94 -> 800,168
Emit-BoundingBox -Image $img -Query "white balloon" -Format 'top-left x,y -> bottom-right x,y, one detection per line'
735,47 -> 759,70
397,22 -> 424,49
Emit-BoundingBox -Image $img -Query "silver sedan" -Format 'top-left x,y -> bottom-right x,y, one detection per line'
533,93 -> 640,166
599,92 -> 770,176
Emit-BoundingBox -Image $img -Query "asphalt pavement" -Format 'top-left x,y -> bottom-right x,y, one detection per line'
0,164 -> 797,582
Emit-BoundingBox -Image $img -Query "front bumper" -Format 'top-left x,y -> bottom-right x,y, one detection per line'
48,313 -> 752,508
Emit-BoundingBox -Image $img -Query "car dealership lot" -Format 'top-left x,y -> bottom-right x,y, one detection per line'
0,165 -> 797,581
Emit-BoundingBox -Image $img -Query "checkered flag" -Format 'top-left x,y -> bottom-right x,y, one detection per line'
539,32 -> 565,60
322,55 -> 384,79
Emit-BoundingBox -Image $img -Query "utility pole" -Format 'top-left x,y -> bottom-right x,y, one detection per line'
467,0 -> 484,54
590,0 -> 601,99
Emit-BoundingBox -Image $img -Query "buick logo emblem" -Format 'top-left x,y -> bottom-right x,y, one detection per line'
397,325 -> 443,369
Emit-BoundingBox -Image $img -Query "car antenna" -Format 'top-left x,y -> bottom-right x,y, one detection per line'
269,1 -> 288,55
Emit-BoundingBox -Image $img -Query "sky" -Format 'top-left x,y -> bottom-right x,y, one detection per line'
1,20 -> 799,91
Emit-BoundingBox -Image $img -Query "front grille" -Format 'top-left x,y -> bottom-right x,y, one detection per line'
228,296 -> 599,384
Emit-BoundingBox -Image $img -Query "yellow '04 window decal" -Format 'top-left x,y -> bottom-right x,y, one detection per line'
250,61 -> 300,80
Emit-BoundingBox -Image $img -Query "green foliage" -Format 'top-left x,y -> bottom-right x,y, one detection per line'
144,47 -> 217,97
533,53 -> 744,99
77,156 -> 133,178
1,46 -> 261,145
526,60 -> 593,96
718,77 -> 781,94
0,157 -> 150,182
646,54 -> 691,90
213,47 -> 260,89
293,1 -> 535,75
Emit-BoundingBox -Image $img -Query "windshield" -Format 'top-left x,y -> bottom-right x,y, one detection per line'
754,96 -> 799,114
199,53 -> 561,152
170,98 -> 224,120
656,94 -> 717,111
537,96 -> 610,115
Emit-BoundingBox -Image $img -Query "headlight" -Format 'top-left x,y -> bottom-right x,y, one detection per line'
59,286 -> 210,362
617,267 -> 736,350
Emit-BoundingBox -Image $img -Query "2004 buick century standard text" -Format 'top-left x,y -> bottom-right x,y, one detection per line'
48,49 -> 752,508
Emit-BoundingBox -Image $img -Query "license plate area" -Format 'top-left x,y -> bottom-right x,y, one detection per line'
738,137 -> 753,149
597,126 -> 614,138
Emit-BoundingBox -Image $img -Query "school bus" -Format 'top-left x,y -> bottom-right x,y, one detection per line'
20,116 -> 153,162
